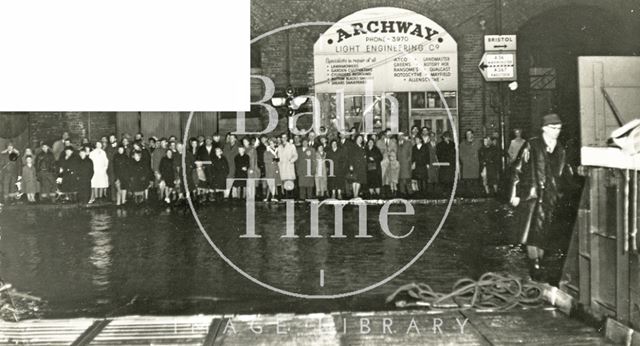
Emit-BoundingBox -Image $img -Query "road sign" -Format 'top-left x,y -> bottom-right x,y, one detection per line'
478,52 -> 516,82
484,35 -> 517,51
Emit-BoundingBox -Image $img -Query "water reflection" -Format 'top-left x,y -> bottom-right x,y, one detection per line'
0,200 -> 525,317
22,234 -> 41,279
88,211 -> 112,292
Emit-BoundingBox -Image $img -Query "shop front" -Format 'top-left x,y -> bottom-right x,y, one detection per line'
313,7 -> 458,135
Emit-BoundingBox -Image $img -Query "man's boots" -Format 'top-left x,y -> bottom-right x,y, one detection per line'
528,257 -> 545,282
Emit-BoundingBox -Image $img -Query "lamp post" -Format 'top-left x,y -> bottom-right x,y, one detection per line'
494,0 -> 510,172
270,86 -> 310,135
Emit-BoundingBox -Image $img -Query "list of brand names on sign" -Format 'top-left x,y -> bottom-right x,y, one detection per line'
325,57 -> 374,85
320,53 -> 455,90
392,56 -> 452,83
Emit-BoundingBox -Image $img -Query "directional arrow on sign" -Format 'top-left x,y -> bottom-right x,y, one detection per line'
484,35 -> 517,51
478,51 -> 517,82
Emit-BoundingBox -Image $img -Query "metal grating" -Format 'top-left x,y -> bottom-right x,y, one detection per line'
0,318 -> 96,345
88,315 -> 216,345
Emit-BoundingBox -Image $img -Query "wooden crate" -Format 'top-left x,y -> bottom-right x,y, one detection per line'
576,162 -> 640,331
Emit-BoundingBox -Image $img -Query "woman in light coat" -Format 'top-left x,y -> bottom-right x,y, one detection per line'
89,141 -> 109,203
277,134 -> 298,198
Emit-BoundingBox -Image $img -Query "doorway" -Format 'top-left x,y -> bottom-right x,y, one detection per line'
514,6 -> 627,142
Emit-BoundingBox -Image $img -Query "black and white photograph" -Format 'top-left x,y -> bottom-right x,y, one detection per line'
1,0 -> 640,344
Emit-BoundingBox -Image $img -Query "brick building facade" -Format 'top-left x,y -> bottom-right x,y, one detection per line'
251,0 -> 640,140
1,0 -> 639,151
0,112 -> 116,152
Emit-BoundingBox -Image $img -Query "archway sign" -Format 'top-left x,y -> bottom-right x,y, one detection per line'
314,7 -> 458,95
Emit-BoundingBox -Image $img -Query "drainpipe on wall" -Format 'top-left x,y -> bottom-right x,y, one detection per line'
27,113 -> 32,149
284,19 -> 291,89
495,0 -> 507,171
482,63 -> 487,136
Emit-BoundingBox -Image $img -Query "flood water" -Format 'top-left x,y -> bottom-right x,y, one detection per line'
0,200 -> 530,318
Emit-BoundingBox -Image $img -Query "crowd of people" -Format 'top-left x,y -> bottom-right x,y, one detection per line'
0,125 -> 524,206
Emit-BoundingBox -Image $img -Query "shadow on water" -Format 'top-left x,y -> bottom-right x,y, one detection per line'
0,199 -> 529,318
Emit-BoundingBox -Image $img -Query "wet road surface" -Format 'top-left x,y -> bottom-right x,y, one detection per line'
0,200 -> 531,318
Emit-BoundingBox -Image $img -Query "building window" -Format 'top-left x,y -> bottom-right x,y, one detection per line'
529,67 -> 556,90
325,94 -> 387,133
408,91 -> 457,135
410,91 -> 457,109
411,93 -> 426,109
319,90 -> 456,134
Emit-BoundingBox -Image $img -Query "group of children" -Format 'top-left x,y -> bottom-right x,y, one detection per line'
0,144 -> 56,204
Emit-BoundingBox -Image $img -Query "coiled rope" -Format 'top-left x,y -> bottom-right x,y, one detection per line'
0,280 -> 43,321
386,272 -> 545,311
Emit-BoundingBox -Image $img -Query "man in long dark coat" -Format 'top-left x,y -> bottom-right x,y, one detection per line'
436,131 -> 456,193
510,113 -> 577,283
211,147 -> 229,198
396,133 -> 413,197
295,140 -> 316,200
57,146 -> 78,199
197,136 -> 216,189
223,134 -> 240,196
105,134 -> 118,202
459,129 -> 481,196
411,136 -> 430,197
36,143 -> 57,201
76,148 -> 94,204
129,151 -> 153,202
0,145 -> 20,203
325,140 -> 346,199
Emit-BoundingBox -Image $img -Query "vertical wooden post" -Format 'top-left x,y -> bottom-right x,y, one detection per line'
632,171 -> 638,253
578,169 -> 592,306
214,112 -> 219,134
87,112 -> 92,142
616,169 -> 630,323
588,168 -> 602,313
27,113 -> 32,149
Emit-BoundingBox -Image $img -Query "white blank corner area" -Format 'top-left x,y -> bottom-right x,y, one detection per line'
0,0 -> 249,111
